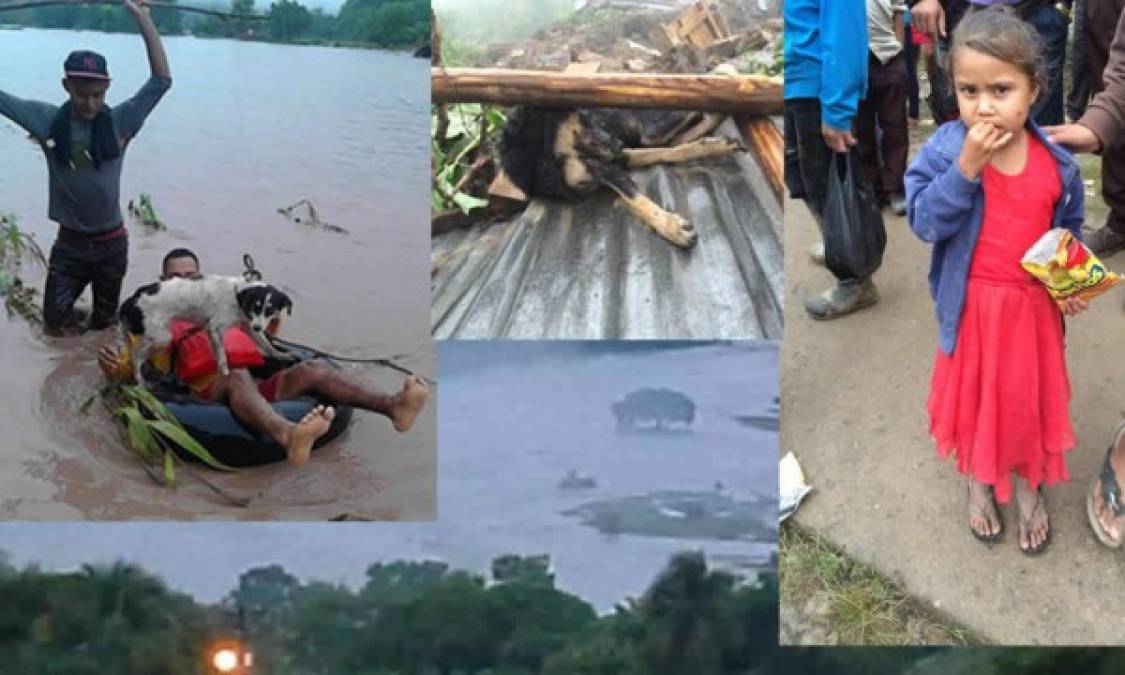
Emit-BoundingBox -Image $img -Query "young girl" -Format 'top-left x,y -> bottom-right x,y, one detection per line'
905,8 -> 1087,556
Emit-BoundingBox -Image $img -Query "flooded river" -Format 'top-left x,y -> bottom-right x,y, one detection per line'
0,29 -> 434,519
0,342 -> 777,610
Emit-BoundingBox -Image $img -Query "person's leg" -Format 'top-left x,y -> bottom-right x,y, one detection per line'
787,98 -> 879,319
875,53 -> 910,212
268,360 -> 429,432
854,75 -> 883,203
1067,0 -> 1090,121
209,369 -> 335,466
42,242 -> 92,336
1095,144 -> 1125,248
86,235 -> 128,331
904,25 -> 921,123
1026,3 -> 1069,126
784,98 -> 833,227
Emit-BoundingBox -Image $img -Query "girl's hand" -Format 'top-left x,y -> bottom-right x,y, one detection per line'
959,122 -> 1014,180
1060,296 -> 1089,316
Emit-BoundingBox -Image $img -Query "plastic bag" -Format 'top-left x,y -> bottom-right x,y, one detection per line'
1021,228 -> 1122,306
823,150 -> 887,281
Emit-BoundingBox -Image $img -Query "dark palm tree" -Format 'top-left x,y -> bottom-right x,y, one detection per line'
639,551 -> 737,675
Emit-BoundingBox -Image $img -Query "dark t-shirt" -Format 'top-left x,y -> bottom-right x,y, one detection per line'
0,75 -> 172,235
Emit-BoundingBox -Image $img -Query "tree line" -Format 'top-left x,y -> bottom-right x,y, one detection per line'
0,550 -> 777,674
0,0 -> 430,50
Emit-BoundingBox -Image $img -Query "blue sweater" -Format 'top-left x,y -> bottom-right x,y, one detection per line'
783,0 -> 869,131
905,121 -> 1085,355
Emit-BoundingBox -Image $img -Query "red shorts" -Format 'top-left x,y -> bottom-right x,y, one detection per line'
197,371 -> 285,404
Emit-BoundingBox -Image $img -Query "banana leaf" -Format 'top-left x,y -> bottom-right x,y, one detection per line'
116,406 -> 161,463
148,420 -> 234,472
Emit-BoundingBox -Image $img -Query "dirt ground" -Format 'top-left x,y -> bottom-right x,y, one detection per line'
782,162 -> 1125,644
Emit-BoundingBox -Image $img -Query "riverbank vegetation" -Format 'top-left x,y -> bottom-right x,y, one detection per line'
0,550 -> 776,673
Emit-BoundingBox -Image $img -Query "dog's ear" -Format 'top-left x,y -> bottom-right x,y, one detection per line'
235,286 -> 260,314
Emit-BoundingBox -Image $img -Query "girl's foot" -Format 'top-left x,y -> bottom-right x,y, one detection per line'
968,478 -> 1002,542
1016,481 -> 1050,556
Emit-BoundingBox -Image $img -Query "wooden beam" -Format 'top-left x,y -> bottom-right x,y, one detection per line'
432,67 -> 782,115
737,114 -> 783,204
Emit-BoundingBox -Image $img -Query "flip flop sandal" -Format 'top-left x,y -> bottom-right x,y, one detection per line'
1019,485 -> 1050,557
968,484 -> 1003,544
1087,420 -> 1125,549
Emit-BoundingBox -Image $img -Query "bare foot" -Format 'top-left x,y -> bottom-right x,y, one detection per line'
285,404 -> 335,466
1016,480 -> 1050,555
391,376 -> 430,432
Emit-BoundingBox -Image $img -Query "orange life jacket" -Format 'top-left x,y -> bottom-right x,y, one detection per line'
168,319 -> 265,381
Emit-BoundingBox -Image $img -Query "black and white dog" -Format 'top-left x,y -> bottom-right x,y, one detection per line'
119,275 -> 294,384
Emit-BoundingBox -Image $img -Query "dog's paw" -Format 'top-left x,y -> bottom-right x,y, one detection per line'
703,136 -> 746,154
659,213 -> 698,250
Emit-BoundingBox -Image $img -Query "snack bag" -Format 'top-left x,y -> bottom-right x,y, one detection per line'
1021,228 -> 1122,305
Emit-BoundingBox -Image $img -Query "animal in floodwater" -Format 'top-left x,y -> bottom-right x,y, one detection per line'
611,387 -> 696,430
496,106 -> 745,249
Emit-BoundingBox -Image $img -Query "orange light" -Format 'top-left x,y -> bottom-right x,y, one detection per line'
211,647 -> 239,672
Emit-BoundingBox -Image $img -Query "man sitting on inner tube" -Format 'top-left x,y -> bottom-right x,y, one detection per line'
97,248 -> 430,466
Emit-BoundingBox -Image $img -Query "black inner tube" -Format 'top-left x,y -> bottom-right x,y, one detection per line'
152,349 -> 354,468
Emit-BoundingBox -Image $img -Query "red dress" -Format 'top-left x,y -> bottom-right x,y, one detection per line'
927,135 -> 1074,504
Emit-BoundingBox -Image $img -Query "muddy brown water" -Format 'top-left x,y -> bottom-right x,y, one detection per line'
0,29 -> 434,520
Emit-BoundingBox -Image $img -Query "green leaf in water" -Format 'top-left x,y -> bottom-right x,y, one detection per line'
148,420 -> 234,472
163,450 -> 175,486
116,406 -> 161,463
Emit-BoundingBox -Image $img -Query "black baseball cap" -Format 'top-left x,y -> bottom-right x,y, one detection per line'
63,50 -> 110,81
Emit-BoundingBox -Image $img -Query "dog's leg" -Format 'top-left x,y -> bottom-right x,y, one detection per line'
132,340 -> 154,389
210,326 -> 230,376
250,328 -> 293,363
594,164 -> 697,249
622,136 -> 745,168
667,112 -> 726,145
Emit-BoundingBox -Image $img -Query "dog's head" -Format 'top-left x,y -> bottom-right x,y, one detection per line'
236,284 -> 292,333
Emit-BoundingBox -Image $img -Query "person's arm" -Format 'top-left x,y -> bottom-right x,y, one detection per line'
1075,6 -> 1125,152
113,0 -> 172,141
0,91 -> 56,142
905,128 -> 979,243
126,0 -> 170,80
819,0 -> 868,134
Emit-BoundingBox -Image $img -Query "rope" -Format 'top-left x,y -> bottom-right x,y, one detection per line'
266,334 -> 436,386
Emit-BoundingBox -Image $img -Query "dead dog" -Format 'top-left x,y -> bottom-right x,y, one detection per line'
119,275 -> 294,385
496,107 -> 744,249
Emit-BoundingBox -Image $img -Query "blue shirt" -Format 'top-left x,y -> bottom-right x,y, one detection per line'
783,0 -> 869,131
905,121 -> 1085,355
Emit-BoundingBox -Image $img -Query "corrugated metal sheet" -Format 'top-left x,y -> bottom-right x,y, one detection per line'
430,120 -> 783,339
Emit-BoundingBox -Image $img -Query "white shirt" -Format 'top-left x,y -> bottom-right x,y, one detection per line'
867,0 -> 906,64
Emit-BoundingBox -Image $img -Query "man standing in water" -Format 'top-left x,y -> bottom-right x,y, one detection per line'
98,250 -> 431,466
0,0 -> 171,335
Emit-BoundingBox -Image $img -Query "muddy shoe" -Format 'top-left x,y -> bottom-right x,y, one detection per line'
805,279 -> 879,321
808,241 -> 825,267
889,194 -> 908,217
1085,224 -> 1125,257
